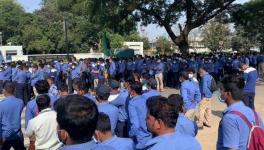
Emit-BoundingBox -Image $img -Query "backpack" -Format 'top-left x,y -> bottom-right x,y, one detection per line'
210,75 -> 217,92
229,110 -> 264,150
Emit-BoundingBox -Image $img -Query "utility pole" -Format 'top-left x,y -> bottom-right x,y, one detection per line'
63,16 -> 70,61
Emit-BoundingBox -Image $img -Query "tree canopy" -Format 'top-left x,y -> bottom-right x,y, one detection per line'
91,0 -> 237,53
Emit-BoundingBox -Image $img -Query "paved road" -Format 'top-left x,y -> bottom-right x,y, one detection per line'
6,81 -> 263,150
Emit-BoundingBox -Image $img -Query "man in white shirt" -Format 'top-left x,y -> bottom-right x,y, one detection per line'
26,94 -> 62,150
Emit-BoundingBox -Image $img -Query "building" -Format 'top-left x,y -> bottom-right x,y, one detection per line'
0,46 -> 23,62
124,42 -> 144,55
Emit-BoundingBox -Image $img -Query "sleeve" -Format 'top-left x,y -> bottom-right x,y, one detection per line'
180,87 -> 190,108
243,72 -> 248,83
128,103 -> 140,138
221,116 -> 240,149
110,95 -> 124,107
194,86 -> 201,103
25,120 -> 34,137
0,111 -> 2,139
25,103 -> 35,129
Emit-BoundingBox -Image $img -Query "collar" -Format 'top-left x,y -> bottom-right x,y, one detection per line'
223,101 -> 244,115
101,135 -> 117,145
40,108 -> 52,114
145,132 -> 176,147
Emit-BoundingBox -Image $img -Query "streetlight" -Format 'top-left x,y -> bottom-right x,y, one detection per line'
63,16 -> 70,61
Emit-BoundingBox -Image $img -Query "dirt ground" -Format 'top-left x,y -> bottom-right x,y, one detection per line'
161,81 -> 264,150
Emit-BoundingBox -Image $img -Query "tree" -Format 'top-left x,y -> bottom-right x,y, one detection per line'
231,26 -> 259,52
232,0 -> 264,49
0,0 -> 30,45
91,0 -> 237,53
156,36 -> 173,54
201,20 -> 231,52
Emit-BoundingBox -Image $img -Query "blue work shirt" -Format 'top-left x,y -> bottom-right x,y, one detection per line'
118,62 -> 126,73
142,89 -> 160,100
0,70 -> 4,80
180,80 -> 201,110
71,68 -> 80,79
175,113 -> 198,137
154,62 -> 163,74
200,72 -> 213,98
97,102 -> 119,133
109,89 -> 129,122
171,61 -> 180,73
217,101 -> 264,150
48,84 -> 58,97
98,135 -> 135,150
0,96 -> 24,140
30,71 -> 40,86
109,61 -> 116,76
243,67 -> 258,93
11,67 -> 17,81
232,59 -> 240,70
84,93 -> 96,102
145,132 -> 201,150
59,140 -> 115,150
25,94 -> 58,128
128,95 -> 152,149
2,67 -> 12,81
14,70 -> 27,84
135,59 -> 144,73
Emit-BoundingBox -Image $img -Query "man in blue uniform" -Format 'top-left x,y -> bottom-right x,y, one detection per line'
142,78 -> 160,100
0,82 -> 25,150
197,67 -> 213,129
13,65 -> 27,103
154,58 -> 164,92
96,84 -> 119,133
217,75 -> 264,150
95,113 -> 135,150
128,82 -> 152,149
240,62 -> 258,109
145,96 -> 201,150
180,71 -> 201,121
55,95 -> 115,150
109,80 -> 129,137
25,80 -> 57,128
76,82 -> 96,102
168,94 -> 198,137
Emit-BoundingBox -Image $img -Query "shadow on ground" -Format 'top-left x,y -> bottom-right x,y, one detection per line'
212,110 -> 223,118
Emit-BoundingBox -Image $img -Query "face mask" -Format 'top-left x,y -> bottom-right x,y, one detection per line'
188,74 -> 194,79
4,66 -> 7,69
217,89 -> 225,103
72,66 -> 75,69
73,90 -> 77,94
142,84 -> 148,91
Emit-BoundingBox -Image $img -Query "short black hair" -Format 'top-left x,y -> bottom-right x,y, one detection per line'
96,113 -> 111,133
36,94 -> 50,112
58,83 -> 68,93
77,82 -> 89,93
56,95 -> 98,143
199,67 -> 207,72
3,81 -> 15,94
146,96 -> 178,128
221,75 -> 245,101
35,80 -> 50,94
130,81 -> 142,95
180,71 -> 189,80
168,94 -> 183,113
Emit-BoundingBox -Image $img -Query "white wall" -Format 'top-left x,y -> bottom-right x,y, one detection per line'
0,46 -> 23,61
124,42 -> 144,55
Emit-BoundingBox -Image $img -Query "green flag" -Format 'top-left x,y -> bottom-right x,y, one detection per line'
102,32 -> 111,56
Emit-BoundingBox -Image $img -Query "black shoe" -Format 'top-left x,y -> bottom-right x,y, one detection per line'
203,123 -> 211,128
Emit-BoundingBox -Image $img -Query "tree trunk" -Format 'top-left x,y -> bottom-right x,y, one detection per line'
164,24 -> 190,54
178,39 -> 189,54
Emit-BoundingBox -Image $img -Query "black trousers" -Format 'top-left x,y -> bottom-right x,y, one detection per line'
243,92 -> 255,109
115,121 -> 128,138
2,138 -> 25,150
